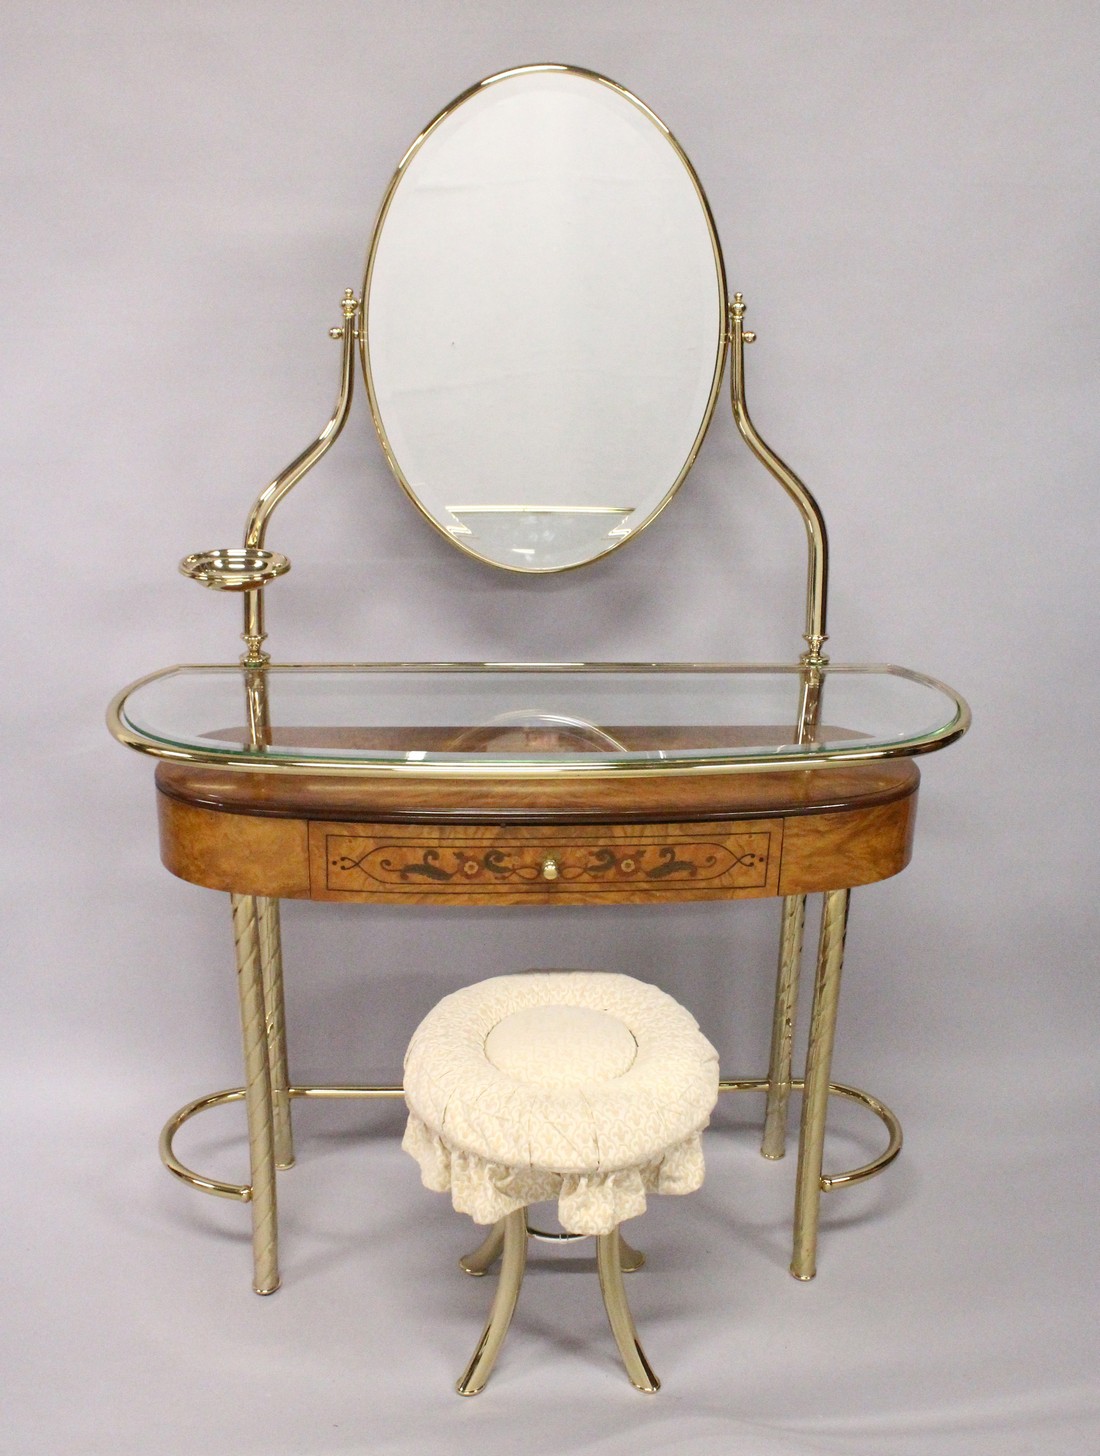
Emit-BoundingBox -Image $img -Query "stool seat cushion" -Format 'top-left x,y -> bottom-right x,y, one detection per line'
402,971 -> 719,1234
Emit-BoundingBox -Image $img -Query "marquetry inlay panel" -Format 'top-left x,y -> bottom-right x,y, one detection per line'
308,820 -> 782,904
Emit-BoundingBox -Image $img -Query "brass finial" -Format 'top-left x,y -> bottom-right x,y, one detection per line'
240,633 -> 270,669
800,635 -> 829,668
331,289 -> 360,338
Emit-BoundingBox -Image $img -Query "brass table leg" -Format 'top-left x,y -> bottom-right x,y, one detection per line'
596,1229 -> 659,1392
791,887 -> 850,1282
231,893 -> 280,1295
256,897 -> 294,1170
762,893 -> 806,1160
457,1209 -> 528,1395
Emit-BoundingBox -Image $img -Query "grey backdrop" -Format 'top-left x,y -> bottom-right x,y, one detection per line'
3,4 -> 1098,1453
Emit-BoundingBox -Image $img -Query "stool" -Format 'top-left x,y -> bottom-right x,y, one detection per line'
402,971 -> 720,1394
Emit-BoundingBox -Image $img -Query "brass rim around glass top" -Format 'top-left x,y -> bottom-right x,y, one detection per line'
359,63 -> 729,575
107,661 -> 971,779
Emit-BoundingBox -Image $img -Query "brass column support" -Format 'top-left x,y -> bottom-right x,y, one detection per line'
231,892 -> 280,1295
596,1229 -> 659,1393
243,665 -> 272,740
240,287 -> 360,668
791,887 -> 851,1281
762,893 -> 807,1159
795,653 -> 826,745
731,292 -> 833,1178
457,1209 -> 529,1396
256,897 -> 294,1170
728,292 -> 829,666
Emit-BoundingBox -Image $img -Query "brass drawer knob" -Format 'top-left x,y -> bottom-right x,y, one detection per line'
541,856 -> 559,881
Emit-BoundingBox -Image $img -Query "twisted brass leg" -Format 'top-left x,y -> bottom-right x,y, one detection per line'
256,897 -> 294,1170
762,894 -> 806,1159
460,1220 -> 506,1276
596,1229 -> 659,1392
457,1209 -> 528,1395
791,888 -> 850,1281
231,894 -> 280,1295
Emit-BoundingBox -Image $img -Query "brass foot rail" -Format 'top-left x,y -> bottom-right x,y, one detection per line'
161,1076 -> 900,1203
718,1077 -> 902,1191
160,1083 -> 407,1200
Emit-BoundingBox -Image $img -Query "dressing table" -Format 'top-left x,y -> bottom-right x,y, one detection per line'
108,65 -> 969,1297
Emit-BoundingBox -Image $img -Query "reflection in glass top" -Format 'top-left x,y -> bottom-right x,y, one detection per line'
112,664 -> 969,775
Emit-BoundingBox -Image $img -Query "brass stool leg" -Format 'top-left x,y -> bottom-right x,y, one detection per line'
596,1228 -> 659,1392
457,1209 -> 528,1396
791,888 -> 850,1281
762,893 -> 806,1159
618,1229 -> 646,1272
256,897 -> 294,1170
231,893 -> 280,1295
460,1219 -> 506,1276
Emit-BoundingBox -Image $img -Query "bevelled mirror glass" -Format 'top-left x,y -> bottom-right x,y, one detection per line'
361,65 -> 728,572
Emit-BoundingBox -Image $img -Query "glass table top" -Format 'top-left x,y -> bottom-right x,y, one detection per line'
109,663 -> 970,777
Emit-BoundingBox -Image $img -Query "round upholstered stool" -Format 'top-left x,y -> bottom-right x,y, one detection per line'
402,970 -> 719,1394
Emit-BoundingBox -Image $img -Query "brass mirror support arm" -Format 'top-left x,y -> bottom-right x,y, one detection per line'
728,292 -> 829,742
240,290 -> 361,667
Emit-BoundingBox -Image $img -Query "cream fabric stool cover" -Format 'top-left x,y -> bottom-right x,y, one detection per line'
402,970 -> 720,1235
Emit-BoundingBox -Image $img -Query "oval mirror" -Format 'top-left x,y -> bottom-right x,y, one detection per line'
361,65 -> 727,572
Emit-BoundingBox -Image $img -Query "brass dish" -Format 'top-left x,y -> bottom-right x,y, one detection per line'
180,547 -> 291,592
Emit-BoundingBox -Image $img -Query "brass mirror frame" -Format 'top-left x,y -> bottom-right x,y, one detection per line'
358,63 -> 730,575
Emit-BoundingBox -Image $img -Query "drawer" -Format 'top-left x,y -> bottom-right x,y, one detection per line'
308,819 -> 783,904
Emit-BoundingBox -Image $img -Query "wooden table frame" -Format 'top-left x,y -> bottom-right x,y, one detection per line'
154,754 -> 917,1295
